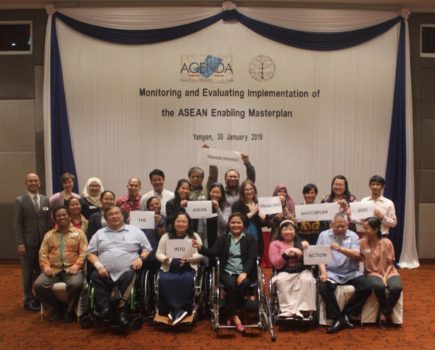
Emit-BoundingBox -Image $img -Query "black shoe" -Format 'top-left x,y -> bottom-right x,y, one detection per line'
24,300 -> 40,312
117,312 -> 129,328
327,319 -> 343,334
172,310 -> 188,325
64,311 -> 76,323
342,314 -> 355,329
48,307 -> 63,322
95,306 -> 111,319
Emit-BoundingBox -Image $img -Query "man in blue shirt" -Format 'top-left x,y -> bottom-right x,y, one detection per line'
87,205 -> 151,327
317,213 -> 371,333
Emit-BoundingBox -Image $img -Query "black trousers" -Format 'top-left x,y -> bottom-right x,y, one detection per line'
91,270 -> 135,312
319,275 -> 372,321
221,272 -> 251,317
20,247 -> 40,303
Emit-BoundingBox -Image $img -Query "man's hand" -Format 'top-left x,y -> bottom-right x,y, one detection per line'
68,264 -> 80,275
17,244 -> 26,257
237,272 -> 247,285
132,257 -> 143,270
98,266 -> 109,279
330,243 -> 342,252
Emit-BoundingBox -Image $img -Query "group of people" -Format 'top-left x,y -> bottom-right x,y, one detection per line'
14,151 -> 402,333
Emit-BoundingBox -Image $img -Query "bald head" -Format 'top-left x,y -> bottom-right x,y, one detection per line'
25,173 -> 40,194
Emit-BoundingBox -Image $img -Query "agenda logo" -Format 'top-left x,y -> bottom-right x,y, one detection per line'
180,55 -> 233,82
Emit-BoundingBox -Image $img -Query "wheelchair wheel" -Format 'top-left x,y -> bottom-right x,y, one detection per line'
142,270 -> 154,317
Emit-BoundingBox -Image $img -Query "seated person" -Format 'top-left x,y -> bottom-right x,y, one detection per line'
34,206 -> 88,322
269,220 -> 316,319
317,213 -> 372,334
155,212 -> 203,325
87,205 -> 151,327
360,217 -> 402,327
193,212 -> 257,333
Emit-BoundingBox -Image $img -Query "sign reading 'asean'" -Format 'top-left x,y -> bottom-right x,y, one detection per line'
180,55 -> 233,82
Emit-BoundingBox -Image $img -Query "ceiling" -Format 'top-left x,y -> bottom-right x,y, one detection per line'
0,0 -> 435,12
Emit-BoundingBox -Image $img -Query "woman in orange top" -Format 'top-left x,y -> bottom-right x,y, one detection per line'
360,217 -> 402,326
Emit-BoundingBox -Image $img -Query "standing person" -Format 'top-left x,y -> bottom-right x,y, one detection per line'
360,217 -> 402,327
298,183 -> 322,245
116,177 -> 142,218
197,183 -> 231,251
360,175 -> 397,237
14,173 -> 52,311
317,213 -> 372,334
80,177 -> 104,219
321,175 -> 356,232
87,190 -> 117,241
193,212 -> 257,332
139,169 -> 174,216
208,151 -> 256,207
188,166 -> 208,201
49,172 -> 80,211
165,179 -> 191,230
267,184 -> 296,241
231,180 -> 266,258
34,206 -> 87,322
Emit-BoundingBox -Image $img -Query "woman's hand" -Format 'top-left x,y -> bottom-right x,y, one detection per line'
301,241 -> 309,249
162,257 -> 170,265
237,272 -> 247,285
192,239 -> 202,250
319,272 -> 328,282
180,200 -> 188,208
211,200 -> 219,210
180,257 -> 187,267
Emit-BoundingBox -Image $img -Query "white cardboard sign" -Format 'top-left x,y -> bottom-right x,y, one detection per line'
129,210 -> 155,230
258,196 -> 282,215
199,147 -> 243,168
349,201 -> 375,221
304,245 -> 331,265
186,200 -> 213,219
165,239 -> 194,259
295,203 -> 340,222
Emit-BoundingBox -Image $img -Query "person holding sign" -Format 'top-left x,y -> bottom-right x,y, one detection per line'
231,180 -> 266,258
321,175 -> 357,232
165,179 -> 191,230
197,183 -> 231,252
317,213 -> 372,334
267,184 -> 296,241
156,212 -> 203,325
193,212 -> 257,333
360,217 -> 402,328
143,196 -> 166,253
298,183 -> 322,245
269,220 -> 316,319
360,175 -> 397,237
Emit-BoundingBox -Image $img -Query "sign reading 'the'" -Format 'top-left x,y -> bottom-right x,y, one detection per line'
130,210 -> 155,230
186,200 -> 213,219
304,245 -> 331,265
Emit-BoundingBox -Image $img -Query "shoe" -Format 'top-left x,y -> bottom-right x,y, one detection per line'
226,318 -> 233,326
342,314 -> 355,329
48,307 -> 63,322
327,319 -> 343,334
172,310 -> 188,325
117,312 -> 130,328
168,313 -> 173,322
235,323 -> 246,333
24,300 -> 40,312
64,311 -> 76,323
95,306 -> 111,319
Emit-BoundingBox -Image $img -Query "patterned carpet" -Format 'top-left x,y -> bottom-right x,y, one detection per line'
0,262 -> 434,350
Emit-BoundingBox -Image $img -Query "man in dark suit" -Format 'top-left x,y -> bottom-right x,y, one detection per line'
14,173 -> 52,311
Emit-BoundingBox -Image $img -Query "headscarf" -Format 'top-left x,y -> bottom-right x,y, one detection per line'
273,184 -> 295,215
82,177 -> 104,208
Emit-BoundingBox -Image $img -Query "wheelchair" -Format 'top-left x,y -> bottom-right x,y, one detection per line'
79,269 -> 147,331
208,259 -> 275,341
269,267 -> 319,327
151,263 -> 208,328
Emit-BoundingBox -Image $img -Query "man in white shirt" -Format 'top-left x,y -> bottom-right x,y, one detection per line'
360,175 -> 397,236
139,169 -> 174,216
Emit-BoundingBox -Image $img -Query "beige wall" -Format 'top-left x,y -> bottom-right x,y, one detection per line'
0,10 -> 434,259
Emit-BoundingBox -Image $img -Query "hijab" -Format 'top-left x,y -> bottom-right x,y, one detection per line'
82,177 -> 104,208
273,184 -> 295,215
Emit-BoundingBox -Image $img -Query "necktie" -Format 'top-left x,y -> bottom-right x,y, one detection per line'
33,195 -> 39,211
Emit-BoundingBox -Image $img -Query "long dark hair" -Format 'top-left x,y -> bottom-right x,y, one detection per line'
174,178 -> 191,203
208,183 -> 227,210
364,217 -> 383,239
327,175 -> 352,203
168,212 -> 195,239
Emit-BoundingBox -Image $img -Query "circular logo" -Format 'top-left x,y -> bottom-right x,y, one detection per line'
249,55 -> 276,82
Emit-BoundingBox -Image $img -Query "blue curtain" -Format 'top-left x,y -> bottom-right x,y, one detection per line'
384,19 -> 406,261
50,11 -> 406,258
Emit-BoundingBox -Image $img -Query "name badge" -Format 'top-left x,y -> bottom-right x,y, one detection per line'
364,248 -> 371,254
89,206 -> 97,209
42,206 -> 49,211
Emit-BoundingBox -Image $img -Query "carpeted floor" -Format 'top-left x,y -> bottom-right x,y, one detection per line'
0,262 -> 434,350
